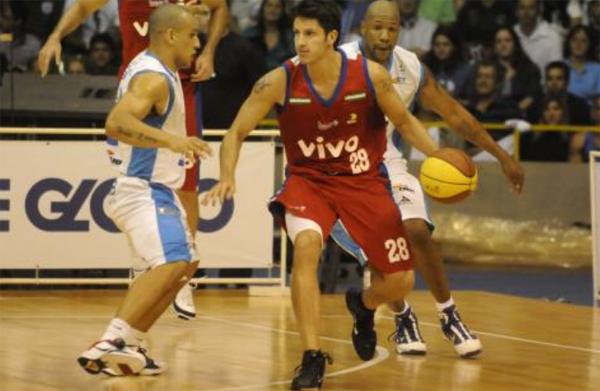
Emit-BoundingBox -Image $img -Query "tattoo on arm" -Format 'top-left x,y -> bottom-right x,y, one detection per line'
116,125 -> 133,138
137,133 -> 159,143
253,76 -> 270,94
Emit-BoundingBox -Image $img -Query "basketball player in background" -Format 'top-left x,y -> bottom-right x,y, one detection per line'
77,5 -> 212,377
333,0 -> 525,358
203,1 -> 439,388
38,0 -> 228,320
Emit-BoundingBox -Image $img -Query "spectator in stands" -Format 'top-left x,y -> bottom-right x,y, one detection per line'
66,55 -> 86,75
417,0 -> 456,24
491,26 -> 542,119
586,0 -> 600,62
521,96 -> 572,162
60,0 -> 119,55
242,0 -> 294,70
86,32 -> 118,76
564,25 -> 600,105
421,26 -> 470,100
455,0 -> 515,61
570,94 -> 600,162
396,0 -> 436,58
465,60 -> 522,140
514,0 -> 563,75
0,1 -> 41,72
537,60 -> 592,125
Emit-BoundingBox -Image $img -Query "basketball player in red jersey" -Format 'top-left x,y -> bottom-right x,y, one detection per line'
203,1 -> 437,389
38,0 -> 228,320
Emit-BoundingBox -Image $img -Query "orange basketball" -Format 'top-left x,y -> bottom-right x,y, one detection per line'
419,148 -> 478,204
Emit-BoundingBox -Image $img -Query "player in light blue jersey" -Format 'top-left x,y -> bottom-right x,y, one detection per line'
77,4 -> 212,377
336,0 -> 525,358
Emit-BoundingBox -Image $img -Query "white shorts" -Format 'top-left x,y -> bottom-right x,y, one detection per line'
106,177 -> 198,269
330,171 -> 432,265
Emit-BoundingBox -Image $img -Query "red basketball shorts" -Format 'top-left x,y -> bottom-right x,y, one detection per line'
269,173 -> 414,274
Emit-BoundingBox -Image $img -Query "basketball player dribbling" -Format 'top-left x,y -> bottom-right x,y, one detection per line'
38,0 -> 228,320
202,1 -> 440,389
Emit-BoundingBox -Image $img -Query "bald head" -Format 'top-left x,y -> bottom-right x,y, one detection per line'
365,0 -> 400,21
149,4 -> 193,39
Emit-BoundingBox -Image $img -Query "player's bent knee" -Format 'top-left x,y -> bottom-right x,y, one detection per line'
388,270 -> 415,300
404,219 -> 433,248
293,230 -> 323,252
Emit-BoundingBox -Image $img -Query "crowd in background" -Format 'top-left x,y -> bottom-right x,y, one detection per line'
0,0 -> 599,162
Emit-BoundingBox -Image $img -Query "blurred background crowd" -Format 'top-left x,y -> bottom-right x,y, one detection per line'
1,0 -> 599,162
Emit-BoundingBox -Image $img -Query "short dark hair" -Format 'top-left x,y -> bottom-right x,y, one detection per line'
476,59 -> 504,84
90,33 -> 116,51
292,0 -> 342,48
545,60 -> 571,83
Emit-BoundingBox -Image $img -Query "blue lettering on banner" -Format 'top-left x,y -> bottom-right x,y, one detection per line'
198,178 -> 234,233
25,178 -> 118,232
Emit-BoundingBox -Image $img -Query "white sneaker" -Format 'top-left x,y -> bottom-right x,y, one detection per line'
77,338 -> 145,376
438,305 -> 483,358
102,346 -> 168,376
172,283 -> 197,320
390,306 -> 427,355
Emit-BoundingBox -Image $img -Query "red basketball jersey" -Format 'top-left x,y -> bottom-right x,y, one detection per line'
117,0 -> 192,79
277,51 -> 387,177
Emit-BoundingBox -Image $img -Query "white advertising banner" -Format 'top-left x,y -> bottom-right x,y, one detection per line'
0,141 -> 275,269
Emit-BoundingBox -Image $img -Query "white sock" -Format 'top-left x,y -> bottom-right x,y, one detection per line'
125,328 -> 146,347
435,297 -> 455,312
101,318 -> 131,341
393,301 -> 411,317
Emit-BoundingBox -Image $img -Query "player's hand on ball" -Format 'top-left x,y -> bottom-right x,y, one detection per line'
202,180 -> 236,206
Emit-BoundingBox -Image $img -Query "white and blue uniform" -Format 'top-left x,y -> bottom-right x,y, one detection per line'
333,40 -> 431,264
106,51 -> 197,269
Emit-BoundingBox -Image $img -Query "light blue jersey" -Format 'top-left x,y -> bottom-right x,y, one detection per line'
115,51 -> 187,190
106,51 -> 197,267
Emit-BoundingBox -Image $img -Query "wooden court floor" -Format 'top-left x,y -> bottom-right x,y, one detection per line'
0,289 -> 599,391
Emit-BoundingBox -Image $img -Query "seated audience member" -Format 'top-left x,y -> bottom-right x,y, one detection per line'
491,26 -> 542,119
396,0 -> 437,58
455,0 -> 515,61
465,60 -> 522,139
242,0 -> 294,70
570,95 -> 600,162
535,61 -> 592,125
60,0 -> 120,54
86,33 -> 118,76
564,25 -> 600,105
422,26 -> 470,100
521,96 -> 572,162
514,0 -> 563,74
66,55 -> 86,75
0,1 -> 41,72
